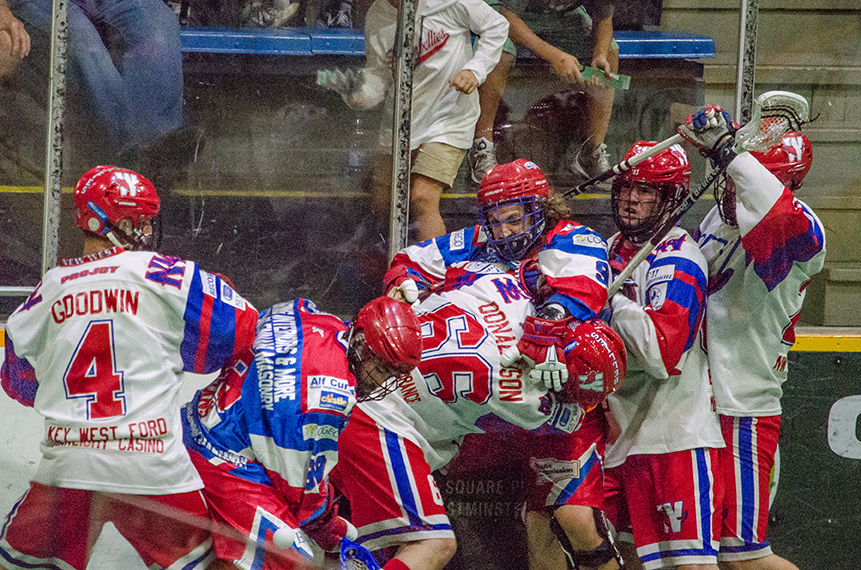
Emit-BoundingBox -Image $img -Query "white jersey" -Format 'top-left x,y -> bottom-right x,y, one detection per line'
604,227 -> 723,468
348,0 -> 508,150
695,153 -> 826,416
2,247 -> 258,494
360,263 -> 580,471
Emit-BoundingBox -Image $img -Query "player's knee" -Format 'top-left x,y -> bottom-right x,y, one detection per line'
550,507 -> 623,569
553,505 -> 601,550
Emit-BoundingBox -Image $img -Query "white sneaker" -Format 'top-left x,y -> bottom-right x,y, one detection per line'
469,137 -> 497,184
318,1 -> 353,28
240,0 -> 298,28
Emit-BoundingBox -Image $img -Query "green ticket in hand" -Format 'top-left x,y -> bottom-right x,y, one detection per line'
580,66 -> 631,90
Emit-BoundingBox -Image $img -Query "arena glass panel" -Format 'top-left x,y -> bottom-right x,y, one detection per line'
1,0 -> 860,568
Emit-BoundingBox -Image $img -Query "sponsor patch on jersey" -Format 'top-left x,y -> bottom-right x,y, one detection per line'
220,281 -> 246,310
200,270 -> 219,298
648,282 -> 668,310
571,233 -> 604,246
308,375 -> 352,393
548,401 -> 584,433
647,265 -> 674,286
529,457 -> 581,483
302,423 -> 340,441
450,228 -> 466,251
318,391 -> 349,411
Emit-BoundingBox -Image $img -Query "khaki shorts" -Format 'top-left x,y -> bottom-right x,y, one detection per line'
373,142 -> 466,189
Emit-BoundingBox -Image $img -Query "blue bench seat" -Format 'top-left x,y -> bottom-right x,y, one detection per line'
180,27 -> 715,59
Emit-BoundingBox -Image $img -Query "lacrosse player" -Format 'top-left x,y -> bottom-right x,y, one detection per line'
376,159 -> 628,570
0,166 -> 258,570
318,0 -> 508,241
681,108 -> 825,570
601,141 -> 724,570
330,262 -> 626,570
182,296 -> 422,569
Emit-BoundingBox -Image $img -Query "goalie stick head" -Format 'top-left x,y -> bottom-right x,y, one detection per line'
74,165 -> 160,251
347,297 -> 422,401
611,141 -> 690,244
478,159 -> 550,262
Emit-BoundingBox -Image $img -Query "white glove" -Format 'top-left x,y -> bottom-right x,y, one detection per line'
386,278 -> 419,306
316,67 -> 363,98
500,343 -> 569,392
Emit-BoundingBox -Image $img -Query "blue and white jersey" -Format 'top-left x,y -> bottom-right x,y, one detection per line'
183,299 -> 356,526
388,219 -> 609,321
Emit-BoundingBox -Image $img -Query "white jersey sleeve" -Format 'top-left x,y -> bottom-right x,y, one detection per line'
696,153 -> 826,416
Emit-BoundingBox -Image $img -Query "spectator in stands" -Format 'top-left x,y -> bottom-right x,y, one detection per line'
319,0 -> 509,242
0,0 -> 28,80
469,0 -> 618,184
4,0 -> 198,186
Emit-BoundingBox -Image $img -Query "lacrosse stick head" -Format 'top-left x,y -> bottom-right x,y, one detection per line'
340,539 -> 382,570
716,91 -> 809,225
611,141 -> 691,244
733,91 -> 809,154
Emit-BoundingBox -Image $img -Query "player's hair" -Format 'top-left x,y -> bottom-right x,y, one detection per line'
543,190 -> 572,233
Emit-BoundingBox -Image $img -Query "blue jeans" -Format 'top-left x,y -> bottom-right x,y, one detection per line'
9,0 -> 182,153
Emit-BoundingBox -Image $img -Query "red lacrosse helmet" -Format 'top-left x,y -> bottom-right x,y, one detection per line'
348,296 -> 422,401
74,165 -> 160,249
611,141 -> 690,243
749,131 -> 812,192
477,159 -> 550,262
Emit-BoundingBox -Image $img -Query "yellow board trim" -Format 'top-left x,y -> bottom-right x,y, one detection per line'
791,334 -> 861,352
1,331 -> 859,351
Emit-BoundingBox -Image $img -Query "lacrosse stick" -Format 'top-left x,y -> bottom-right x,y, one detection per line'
563,90 -> 809,198
564,133 -> 687,198
607,90 -> 809,297
340,538 -> 382,570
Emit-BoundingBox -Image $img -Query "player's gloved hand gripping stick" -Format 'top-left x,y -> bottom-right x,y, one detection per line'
607,90 -> 810,297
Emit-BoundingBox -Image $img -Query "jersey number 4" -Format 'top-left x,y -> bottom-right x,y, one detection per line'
63,321 -> 127,419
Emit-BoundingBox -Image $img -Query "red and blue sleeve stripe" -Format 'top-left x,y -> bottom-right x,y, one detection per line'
1,333 -> 38,407
742,190 -> 825,292
181,267 -> 259,374
644,256 -> 707,372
